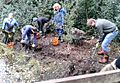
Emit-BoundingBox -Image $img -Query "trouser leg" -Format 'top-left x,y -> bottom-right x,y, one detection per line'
102,31 -> 118,52
2,33 -> 8,44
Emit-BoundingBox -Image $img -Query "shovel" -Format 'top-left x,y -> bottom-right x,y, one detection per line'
91,47 -> 97,58
91,44 -> 100,58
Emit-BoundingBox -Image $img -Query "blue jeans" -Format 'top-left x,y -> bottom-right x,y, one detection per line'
102,30 -> 118,52
55,28 -> 64,37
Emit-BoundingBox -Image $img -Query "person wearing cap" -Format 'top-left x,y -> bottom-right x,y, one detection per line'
100,57 -> 120,72
2,13 -> 19,44
52,3 -> 66,42
87,18 -> 118,63
21,25 -> 37,49
32,17 -> 50,37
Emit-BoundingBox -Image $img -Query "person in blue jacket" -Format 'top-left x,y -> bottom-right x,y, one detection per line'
2,13 -> 19,44
20,25 -> 37,49
52,3 -> 66,42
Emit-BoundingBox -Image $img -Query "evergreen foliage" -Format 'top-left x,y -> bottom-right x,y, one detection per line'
0,0 -> 120,41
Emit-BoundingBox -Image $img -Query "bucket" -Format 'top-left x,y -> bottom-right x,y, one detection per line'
52,37 -> 59,46
36,32 -> 40,39
7,42 -> 14,49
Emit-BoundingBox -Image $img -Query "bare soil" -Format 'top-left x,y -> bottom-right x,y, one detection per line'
14,33 -> 120,81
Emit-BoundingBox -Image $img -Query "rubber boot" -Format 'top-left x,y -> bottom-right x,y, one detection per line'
99,55 -> 109,64
98,50 -> 108,55
58,36 -> 61,40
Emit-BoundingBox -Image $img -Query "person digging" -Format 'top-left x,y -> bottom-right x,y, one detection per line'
32,17 -> 50,38
20,25 -> 37,52
87,18 -> 118,63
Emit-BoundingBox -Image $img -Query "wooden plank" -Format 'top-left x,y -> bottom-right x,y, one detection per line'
36,70 -> 120,83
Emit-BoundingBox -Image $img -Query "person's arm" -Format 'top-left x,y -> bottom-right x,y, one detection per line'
2,18 -> 7,30
33,33 -> 37,46
51,16 -> 55,23
12,19 -> 19,33
96,24 -> 104,43
60,13 -> 64,26
22,27 -> 28,40
13,19 -> 19,27
15,21 -> 19,27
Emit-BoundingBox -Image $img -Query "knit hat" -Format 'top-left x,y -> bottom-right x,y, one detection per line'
115,57 -> 120,69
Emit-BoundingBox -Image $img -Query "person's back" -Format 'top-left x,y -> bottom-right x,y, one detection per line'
33,17 -> 49,36
37,17 -> 49,24
21,25 -> 37,48
96,19 -> 118,33
22,25 -> 32,34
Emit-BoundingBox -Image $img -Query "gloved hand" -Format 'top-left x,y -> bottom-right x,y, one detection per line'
39,31 -> 42,36
96,42 -> 100,48
8,34 -> 12,38
12,28 -> 15,33
4,30 -> 9,33
32,44 -> 36,47
20,40 -> 25,44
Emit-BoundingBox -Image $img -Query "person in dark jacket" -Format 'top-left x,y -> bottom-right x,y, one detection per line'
52,3 -> 66,42
32,17 -> 49,37
2,13 -> 19,44
21,25 -> 37,49
87,18 -> 118,63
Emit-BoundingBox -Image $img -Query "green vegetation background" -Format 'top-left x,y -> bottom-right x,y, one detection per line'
0,0 -> 120,41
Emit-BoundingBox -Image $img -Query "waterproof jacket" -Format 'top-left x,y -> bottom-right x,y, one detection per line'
21,25 -> 36,45
2,18 -> 18,32
52,8 -> 66,27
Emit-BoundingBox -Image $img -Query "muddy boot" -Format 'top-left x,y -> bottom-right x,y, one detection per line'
99,55 -> 109,64
97,50 -> 108,55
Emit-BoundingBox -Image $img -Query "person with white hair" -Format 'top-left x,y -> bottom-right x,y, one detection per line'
2,13 -> 19,44
52,3 -> 66,42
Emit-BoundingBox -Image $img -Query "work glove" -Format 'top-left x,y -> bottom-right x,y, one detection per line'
4,30 -> 9,33
32,44 -> 36,48
39,31 -> 42,36
8,34 -> 12,38
12,28 -> 15,33
20,39 -> 25,44
96,42 -> 100,48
